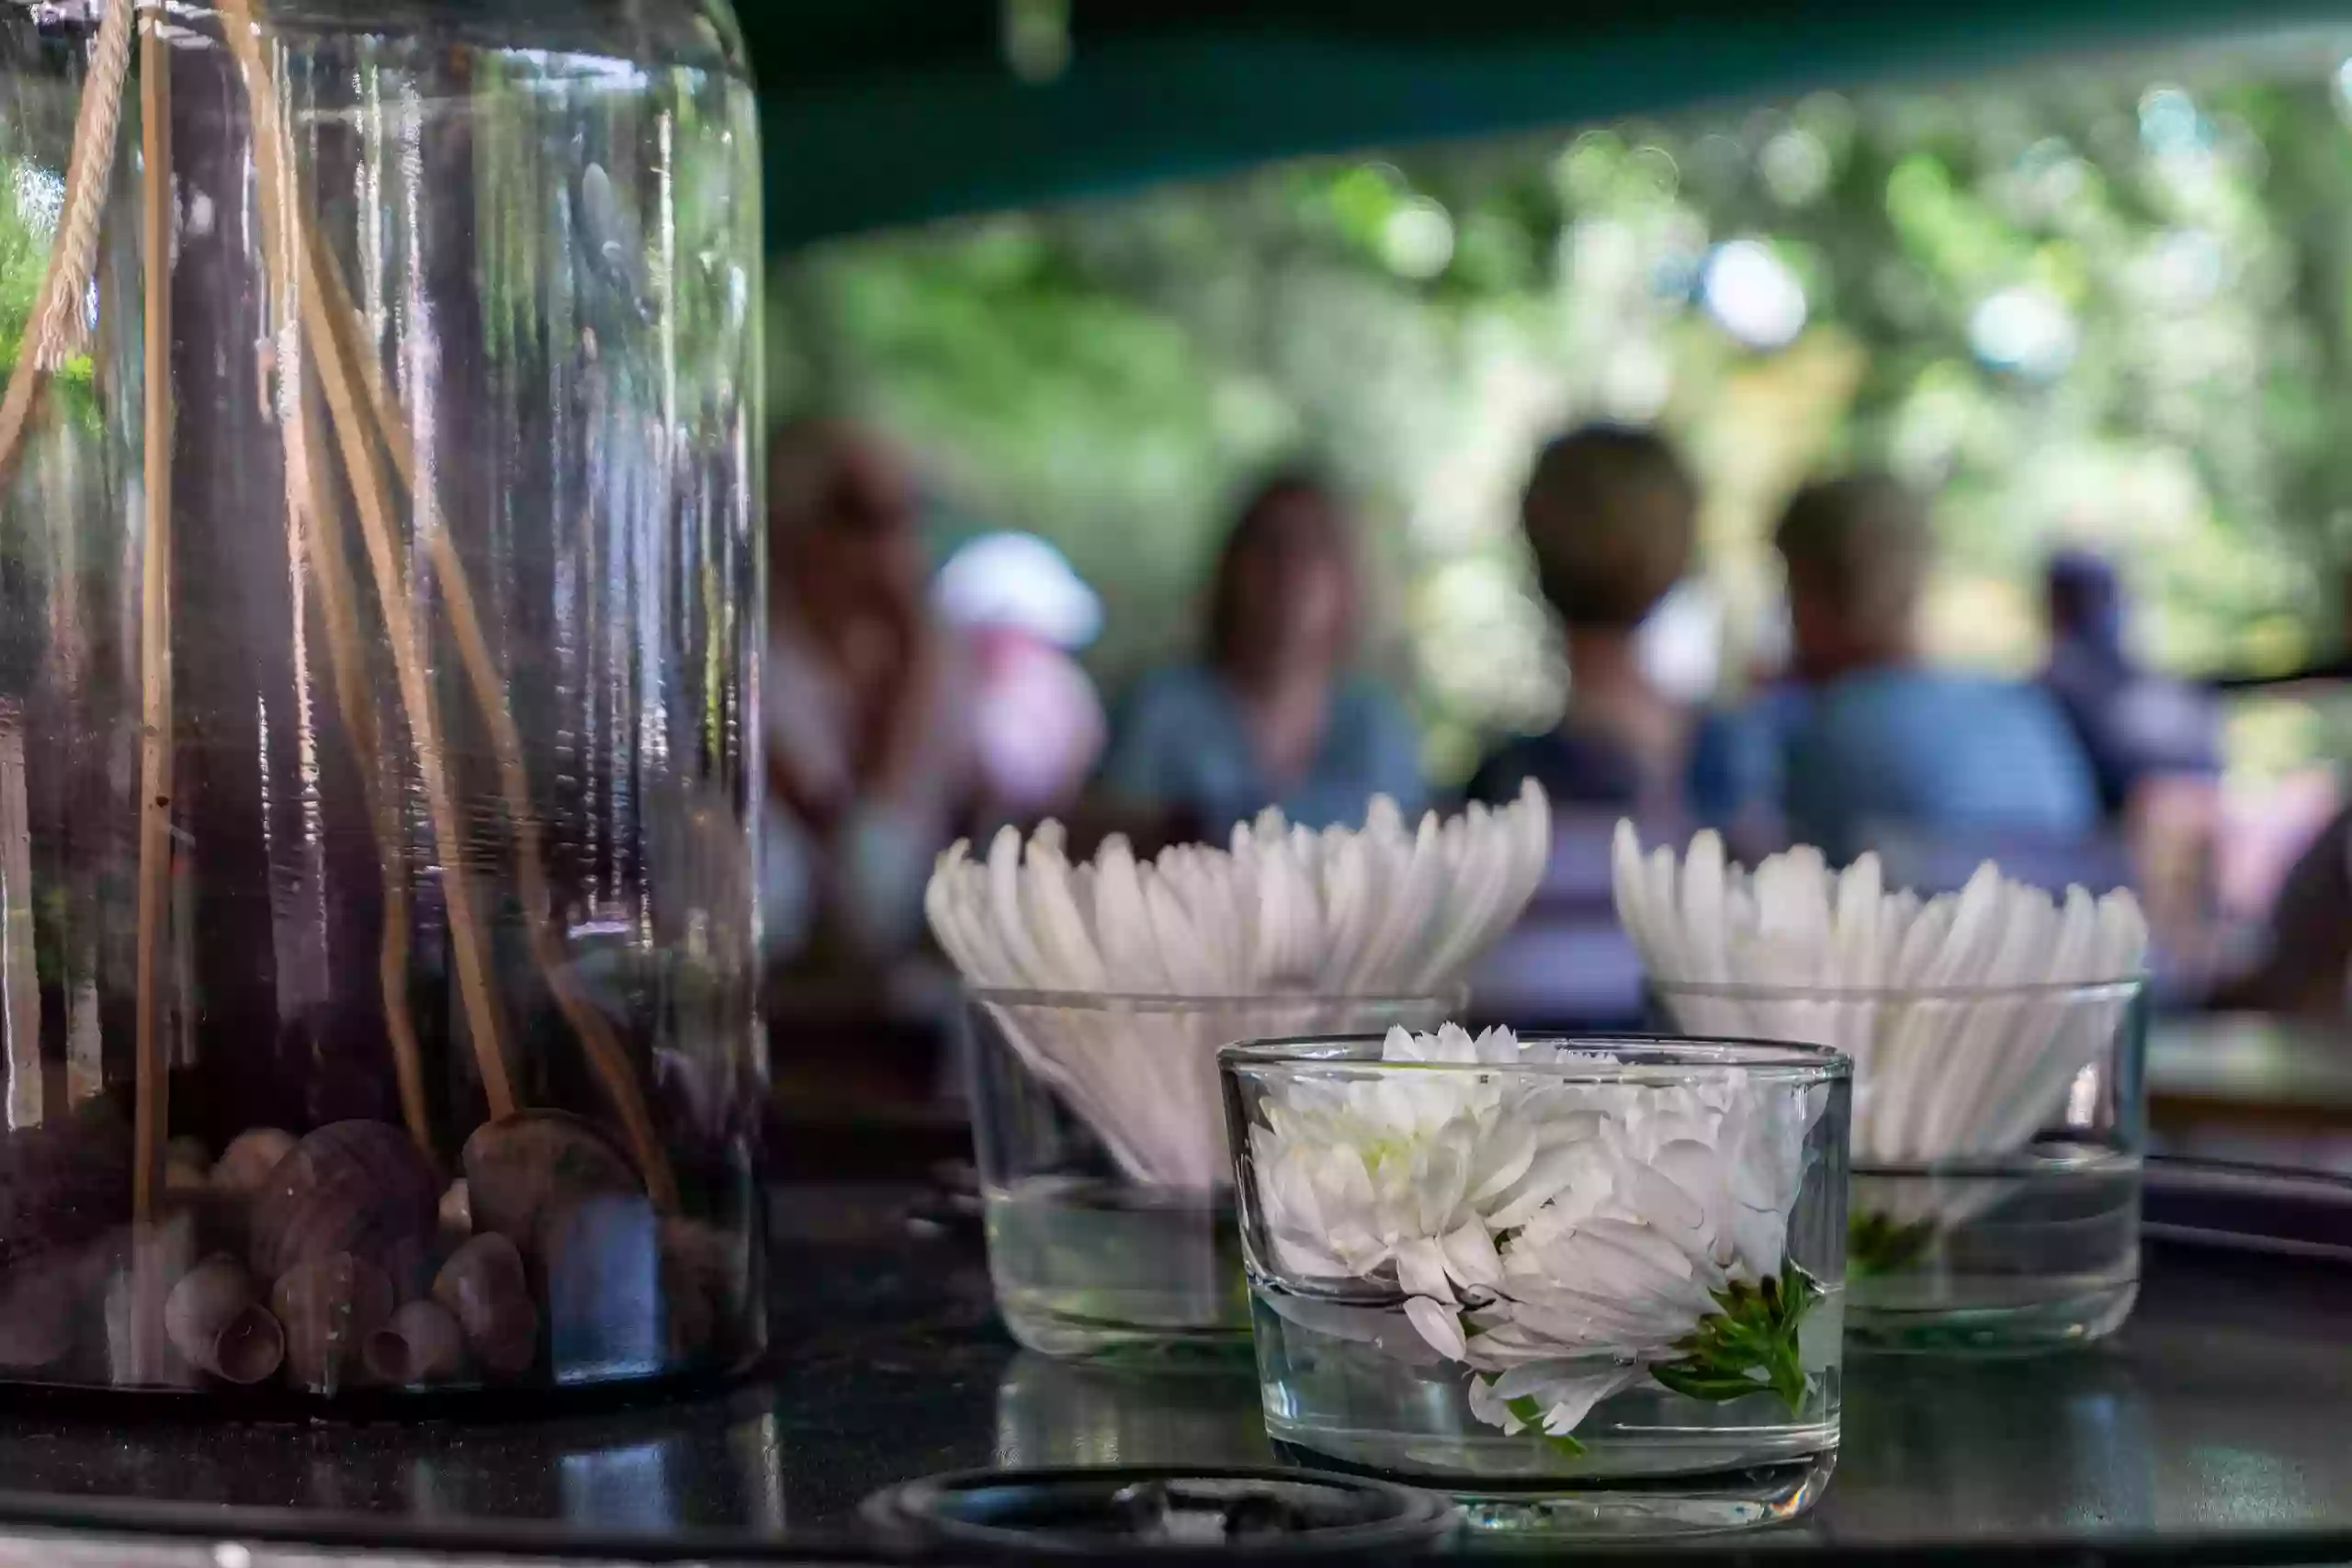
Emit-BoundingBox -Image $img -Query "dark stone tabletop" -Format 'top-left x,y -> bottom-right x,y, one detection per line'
0,1178 -> 2344,1562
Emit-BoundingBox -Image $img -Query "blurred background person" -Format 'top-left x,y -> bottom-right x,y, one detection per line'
2042,549 -> 2223,816
1458,425 -> 1715,1029
2041,548 -> 2224,959
2216,800 -> 2352,1018
934,530 -> 1108,821
1096,469 -> 1425,836
1467,425 -> 1706,818
763,418 -> 976,1006
1761,472 -> 2099,861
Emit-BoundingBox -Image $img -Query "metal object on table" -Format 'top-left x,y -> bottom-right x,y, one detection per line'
861,1465 -> 1456,1554
2144,1155 -> 2352,1258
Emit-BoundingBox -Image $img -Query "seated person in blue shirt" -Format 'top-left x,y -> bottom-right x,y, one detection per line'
2041,548 -> 2222,819
1760,472 -> 2099,861
1467,425 -> 1708,818
2041,548 -> 2222,953
1097,471 -> 1426,836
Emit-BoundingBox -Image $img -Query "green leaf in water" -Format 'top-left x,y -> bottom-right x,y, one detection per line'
1650,1258 -> 1822,1414
1848,1211 -> 1937,1279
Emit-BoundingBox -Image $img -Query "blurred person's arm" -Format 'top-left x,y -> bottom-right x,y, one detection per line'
2101,678 -> 2227,972
842,619 -> 975,957
2213,804 -> 2352,1018
2127,772 -> 2223,980
765,618 -> 975,978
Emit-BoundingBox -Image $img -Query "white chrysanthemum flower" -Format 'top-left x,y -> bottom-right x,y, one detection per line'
1249,1024 -> 1603,1298
1249,1025 -> 1827,1445
1446,1076 -> 1824,1436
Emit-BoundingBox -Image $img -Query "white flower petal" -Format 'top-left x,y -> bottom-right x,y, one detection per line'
1403,1295 -> 1468,1361
1481,1362 -> 1642,1439
1473,1025 -> 1521,1064
1623,1159 -> 1707,1243
1545,1379 -> 1631,1435
1465,1123 -> 1538,1207
1269,1233 -> 1351,1277
1505,1288 -> 1693,1352
1729,1203 -> 1790,1282
1486,1144 -> 1601,1231
1396,1236 -> 1455,1303
1490,1360 -> 1575,1401
1329,1145 -> 1378,1215
1578,1215 -> 1704,1284
1430,1022 -> 1478,1063
1653,1139 -> 1724,1217
1328,1223 -> 1387,1271
1466,1373 -> 1525,1435
1440,1219 -> 1504,1290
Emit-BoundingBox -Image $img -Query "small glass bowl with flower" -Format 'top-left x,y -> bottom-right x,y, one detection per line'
1220,1025 -> 1850,1537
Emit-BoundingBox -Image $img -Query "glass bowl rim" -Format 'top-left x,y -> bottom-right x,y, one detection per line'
1646,974 -> 2146,1002
1219,1030 -> 1851,1082
964,984 -> 1466,1010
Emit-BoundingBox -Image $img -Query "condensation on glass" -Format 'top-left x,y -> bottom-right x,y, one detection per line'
0,0 -> 763,1393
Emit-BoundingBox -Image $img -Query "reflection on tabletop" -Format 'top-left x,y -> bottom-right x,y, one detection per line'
0,1186 -> 2340,1550
995,1352 -> 1274,1471
0,1386 -> 789,1540
975,1239 -> 2352,1547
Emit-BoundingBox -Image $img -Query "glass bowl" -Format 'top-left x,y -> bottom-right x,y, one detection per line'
963,989 -> 1454,1360
1652,977 -> 2146,1352
1222,1032 -> 1849,1536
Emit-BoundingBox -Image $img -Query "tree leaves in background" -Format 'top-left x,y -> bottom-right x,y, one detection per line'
773,33 -> 2352,783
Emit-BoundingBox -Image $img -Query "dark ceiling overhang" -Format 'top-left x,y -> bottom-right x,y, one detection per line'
742,0 -> 2352,247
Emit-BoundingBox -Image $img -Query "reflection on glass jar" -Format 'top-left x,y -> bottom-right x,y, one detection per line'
0,0 -> 762,1393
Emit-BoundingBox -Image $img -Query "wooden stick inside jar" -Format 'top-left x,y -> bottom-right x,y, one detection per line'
215,0 -> 517,1124
302,256 -> 679,1210
288,366 -> 437,1164
218,0 -> 677,1206
131,0 -> 173,1228
226,3 -> 437,1163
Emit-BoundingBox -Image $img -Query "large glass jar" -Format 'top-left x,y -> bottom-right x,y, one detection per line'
0,0 -> 763,1395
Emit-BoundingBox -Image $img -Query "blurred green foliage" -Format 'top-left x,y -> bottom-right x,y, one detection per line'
0,145 -> 106,429
774,35 -> 2352,784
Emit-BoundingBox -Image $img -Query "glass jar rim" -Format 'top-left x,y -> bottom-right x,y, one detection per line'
966,984 -> 1466,1011
1646,975 -> 2146,1002
1220,1031 -> 1850,1082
